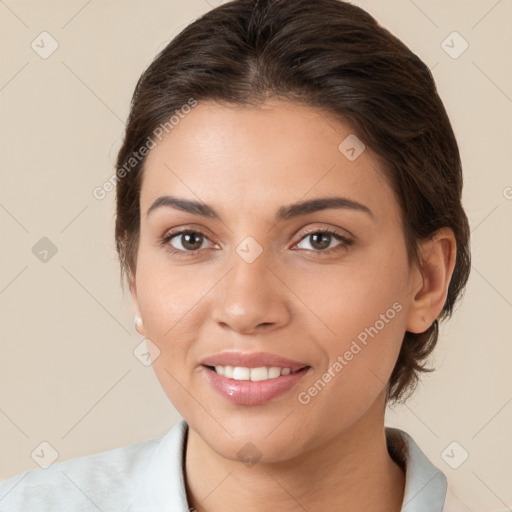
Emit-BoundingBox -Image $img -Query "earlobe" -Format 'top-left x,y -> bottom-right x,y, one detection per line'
135,315 -> 145,336
405,228 -> 457,334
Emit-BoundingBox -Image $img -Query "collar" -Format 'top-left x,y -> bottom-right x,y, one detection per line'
386,426 -> 447,511
128,420 -> 447,512
128,419 -> 190,512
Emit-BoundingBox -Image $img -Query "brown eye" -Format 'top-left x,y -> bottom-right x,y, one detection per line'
162,230 -> 213,255
308,233 -> 332,250
295,229 -> 352,253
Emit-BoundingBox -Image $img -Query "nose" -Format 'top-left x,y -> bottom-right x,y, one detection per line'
210,249 -> 291,335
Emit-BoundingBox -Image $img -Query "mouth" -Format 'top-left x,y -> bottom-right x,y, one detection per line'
202,364 -> 308,381
200,364 -> 311,405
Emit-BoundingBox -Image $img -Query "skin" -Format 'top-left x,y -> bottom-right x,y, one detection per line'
130,99 -> 457,512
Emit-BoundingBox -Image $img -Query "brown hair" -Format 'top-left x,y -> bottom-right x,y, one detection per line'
115,0 -> 471,404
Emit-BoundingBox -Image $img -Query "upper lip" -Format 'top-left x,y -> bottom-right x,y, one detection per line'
200,351 -> 309,370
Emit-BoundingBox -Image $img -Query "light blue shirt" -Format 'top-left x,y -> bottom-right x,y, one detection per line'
0,420 -> 452,511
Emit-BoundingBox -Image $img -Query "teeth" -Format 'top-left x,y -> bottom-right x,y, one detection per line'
213,365 -> 298,381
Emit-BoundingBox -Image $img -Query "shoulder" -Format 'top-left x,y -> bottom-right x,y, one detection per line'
0,435 -> 161,511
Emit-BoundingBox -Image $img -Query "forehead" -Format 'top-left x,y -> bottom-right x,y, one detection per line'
140,99 -> 397,223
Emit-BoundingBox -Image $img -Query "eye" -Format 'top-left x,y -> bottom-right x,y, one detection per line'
160,227 -> 353,259
160,229 -> 214,257
293,228 -> 353,254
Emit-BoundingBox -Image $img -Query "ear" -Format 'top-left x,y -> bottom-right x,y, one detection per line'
129,272 -> 145,337
406,227 -> 457,334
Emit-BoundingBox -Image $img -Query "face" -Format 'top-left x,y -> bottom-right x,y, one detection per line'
131,99 -> 419,462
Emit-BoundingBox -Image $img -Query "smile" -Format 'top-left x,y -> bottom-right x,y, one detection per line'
208,365 -> 304,381
200,364 -> 311,405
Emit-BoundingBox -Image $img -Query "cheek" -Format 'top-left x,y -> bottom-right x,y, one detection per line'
293,246 -> 408,401
135,250 -> 205,336
292,243 -> 409,341
134,253 -> 217,406
135,257 -> 202,414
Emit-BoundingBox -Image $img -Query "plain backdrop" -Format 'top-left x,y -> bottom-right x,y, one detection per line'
0,1 -> 511,510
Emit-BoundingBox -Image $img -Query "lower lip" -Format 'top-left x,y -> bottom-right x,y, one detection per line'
200,365 -> 311,406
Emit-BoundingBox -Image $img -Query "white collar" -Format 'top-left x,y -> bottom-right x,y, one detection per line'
386,427 -> 447,511
128,419 -> 190,512
128,420 -> 447,512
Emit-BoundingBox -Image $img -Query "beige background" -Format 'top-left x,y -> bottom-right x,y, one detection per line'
0,0 -> 511,510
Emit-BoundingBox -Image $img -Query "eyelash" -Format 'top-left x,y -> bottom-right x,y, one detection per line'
159,228 -> 353,259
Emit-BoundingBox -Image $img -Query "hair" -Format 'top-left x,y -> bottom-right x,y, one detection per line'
115,0 -> 471,405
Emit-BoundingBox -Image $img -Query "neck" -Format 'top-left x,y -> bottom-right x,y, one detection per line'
184,390 -> 405,512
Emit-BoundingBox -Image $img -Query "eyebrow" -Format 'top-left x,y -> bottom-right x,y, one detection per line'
146,195 -> 374,222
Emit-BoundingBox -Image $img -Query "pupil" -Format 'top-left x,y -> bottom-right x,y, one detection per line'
183,233 -> 202,250
311,233 -> 330,250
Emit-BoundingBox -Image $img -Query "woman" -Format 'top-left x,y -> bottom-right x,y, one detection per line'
0,0 -> 471,510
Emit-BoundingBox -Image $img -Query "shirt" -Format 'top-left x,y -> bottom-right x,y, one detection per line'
0,419 -> 468,511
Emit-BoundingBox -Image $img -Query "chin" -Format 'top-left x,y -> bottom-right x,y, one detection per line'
189,412 -> 318,464
214,433 -> 308,466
